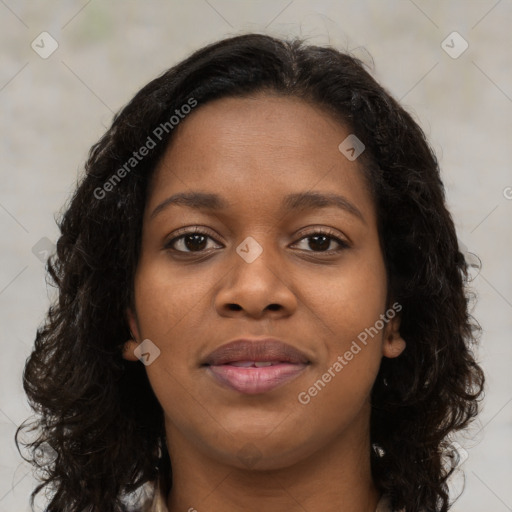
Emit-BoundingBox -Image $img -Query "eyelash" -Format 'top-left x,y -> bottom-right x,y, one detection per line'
164,226 -> 349,255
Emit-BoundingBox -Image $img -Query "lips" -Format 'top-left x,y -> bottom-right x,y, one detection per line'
202,338 -> 310,394
203,338 -> 310,366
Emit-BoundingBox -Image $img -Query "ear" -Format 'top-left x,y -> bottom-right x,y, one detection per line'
123,307 -> 141,362
382,312 -> 406,359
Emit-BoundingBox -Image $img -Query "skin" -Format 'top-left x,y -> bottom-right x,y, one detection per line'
124,93 -> 406,512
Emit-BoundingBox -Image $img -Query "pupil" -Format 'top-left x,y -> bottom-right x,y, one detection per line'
185,234 -> 207,251
310,235 -> 329,251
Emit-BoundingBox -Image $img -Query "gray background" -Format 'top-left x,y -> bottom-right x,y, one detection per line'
1,1 -> 511,510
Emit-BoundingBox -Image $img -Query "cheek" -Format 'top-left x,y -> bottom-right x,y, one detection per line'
132,263 -> 202,413
303,250 -> 388,343
296,281 -> 384,433
132,259 -> 216,394
133,259 -> 207,338
298,252 -> 387,399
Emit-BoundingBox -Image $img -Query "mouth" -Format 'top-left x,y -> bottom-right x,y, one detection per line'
202,338 -> 310,395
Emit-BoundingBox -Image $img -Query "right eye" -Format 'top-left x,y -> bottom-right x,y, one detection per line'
164,227 -> 223,253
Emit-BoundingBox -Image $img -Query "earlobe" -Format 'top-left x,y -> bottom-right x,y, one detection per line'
122,338 -> 140,361
382,335 -> 406,358
382,316 -> 406,359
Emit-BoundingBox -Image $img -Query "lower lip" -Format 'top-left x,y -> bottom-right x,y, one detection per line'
206,363 -> 308,394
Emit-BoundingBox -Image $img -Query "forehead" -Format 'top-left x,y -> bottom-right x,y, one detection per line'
145,93 -> 375,222
163,93 -> 350,162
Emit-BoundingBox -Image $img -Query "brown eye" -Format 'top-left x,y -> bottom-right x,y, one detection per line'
293,231 -> 349,253
306,234 -> 331,252
177,234 -> 208,252
165,228 -> 222,253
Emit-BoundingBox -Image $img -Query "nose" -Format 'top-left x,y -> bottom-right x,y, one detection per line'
214,238 -> 298,319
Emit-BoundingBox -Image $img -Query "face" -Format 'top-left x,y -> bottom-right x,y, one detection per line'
124,93 -> 405,470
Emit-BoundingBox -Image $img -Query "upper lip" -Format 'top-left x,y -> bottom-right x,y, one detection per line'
202,338 -> 310,366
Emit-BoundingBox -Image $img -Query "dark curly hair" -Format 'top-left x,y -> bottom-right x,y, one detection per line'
16,33 -> 485,512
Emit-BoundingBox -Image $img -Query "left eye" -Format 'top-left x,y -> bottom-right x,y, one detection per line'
292,232 -> 349,253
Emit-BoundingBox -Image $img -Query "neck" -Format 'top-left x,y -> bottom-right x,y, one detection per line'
164,411 -> 380,512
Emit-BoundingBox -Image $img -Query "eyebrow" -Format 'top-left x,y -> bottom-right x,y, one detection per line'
150,191 -> 365,224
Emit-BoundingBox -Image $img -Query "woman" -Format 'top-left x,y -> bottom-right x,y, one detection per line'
17,33 -> 484,512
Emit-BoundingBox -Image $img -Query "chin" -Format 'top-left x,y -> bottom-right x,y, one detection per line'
208,430 -> 319,472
